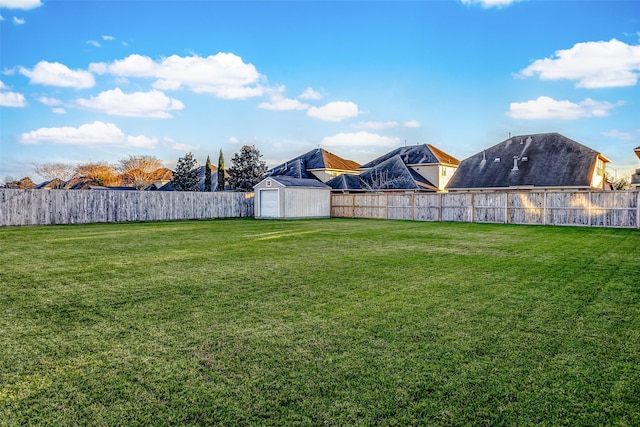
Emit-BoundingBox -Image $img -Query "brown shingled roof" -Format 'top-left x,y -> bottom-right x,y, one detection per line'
320,149 -> 361,171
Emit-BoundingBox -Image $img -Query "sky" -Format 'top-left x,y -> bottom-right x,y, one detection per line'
1,0 -> 640,184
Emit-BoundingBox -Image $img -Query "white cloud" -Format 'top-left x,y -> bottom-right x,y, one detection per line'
102,35 -> 115,41
258,95 -> 309,111
20,121 -> 157,148
95,53 -> 264,99
307,101 -> 360,122
507,96 -> 621,120
601,129 -> 640,141
353,121 -> 399,130
0,90 -> 26,107
299,87 -> 324,100
518,39 -> 640,88
12,16 -> 24,24
19,61 -> 95,89
460,0 -> 520,8
403,120 -> 421,128
228,136 -> 240,144
0,0 -> 42,10
0,80 -> 26,107
321,131 -> 400,148
38,96 -> 63,107
171,142 -> 201,151
87,40 -> 101,48
75,88 -> 184,118
38,96 -> 65,113
0,14 -> 4,20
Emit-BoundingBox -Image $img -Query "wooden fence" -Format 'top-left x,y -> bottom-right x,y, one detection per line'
331,191 -> 640,229
0,189 -> 254,226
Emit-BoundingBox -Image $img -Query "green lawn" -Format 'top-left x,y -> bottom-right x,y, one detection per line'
1,218 -> 639,426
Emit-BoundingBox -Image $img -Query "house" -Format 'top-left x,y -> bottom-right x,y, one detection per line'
326,144 -> 459,192
446,133 -> 610,192
632,146 -> 640,190
254,175 -> 331,219
264,148 -> 360,183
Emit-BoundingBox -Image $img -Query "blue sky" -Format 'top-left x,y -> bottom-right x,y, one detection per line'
1,0 -> 639,183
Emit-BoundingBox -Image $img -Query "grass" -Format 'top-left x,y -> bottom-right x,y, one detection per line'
1,218 -> 639,426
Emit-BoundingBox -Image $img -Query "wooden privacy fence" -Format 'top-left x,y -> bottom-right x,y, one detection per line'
331,191 -> 640,229
0,189 -> 254,226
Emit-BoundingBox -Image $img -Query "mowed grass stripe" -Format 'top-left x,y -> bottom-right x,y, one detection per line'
0,219 -> 638,426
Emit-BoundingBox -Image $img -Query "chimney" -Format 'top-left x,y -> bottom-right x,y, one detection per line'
512,156 -> 519,171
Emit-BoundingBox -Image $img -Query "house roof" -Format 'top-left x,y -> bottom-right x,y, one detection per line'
326,155 -> 437,192
634,146 -> 640,160
446,133 -> 609,190
265,148 -> 360,179
260,176 -> 330,188
359,144 -> 460,169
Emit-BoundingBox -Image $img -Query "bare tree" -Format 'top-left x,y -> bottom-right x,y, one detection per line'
32,162 -> 77,187
361,169 -> 405,191
76,162 -> 118,186
608,174 -> 632,191
117,155 -> 163,189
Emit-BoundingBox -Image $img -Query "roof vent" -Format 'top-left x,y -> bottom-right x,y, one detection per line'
512,156 -> 519,171
494,157 -> 500,163
522,156 -> 528,162
482,150 -> 486,161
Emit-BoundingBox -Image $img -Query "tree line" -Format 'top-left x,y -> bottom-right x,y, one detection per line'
3,146 -> 268,192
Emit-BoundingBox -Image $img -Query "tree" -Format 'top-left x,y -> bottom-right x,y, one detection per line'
204,155 -> 213,192
32,162 -> 76,187
217,149 -> 226,191
75,162 -> 118,186
117,155 -> 163,189
361,169 -> 405,191
4,176 -> 36,189
171,152 -> 199,191
228,145 -> 267,192
607,173 -> 632,191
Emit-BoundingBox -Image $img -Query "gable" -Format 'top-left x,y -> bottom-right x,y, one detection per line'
360,144 -> 459,169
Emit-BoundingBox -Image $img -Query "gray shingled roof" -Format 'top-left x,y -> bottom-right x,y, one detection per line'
359,144 -> 458,169
264,148 -> 359,180
446,133 -> 605,190
326,155 -> 437,191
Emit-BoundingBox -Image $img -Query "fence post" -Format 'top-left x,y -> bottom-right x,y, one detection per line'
505,192 -> 510,225
587,191 -> 593,227
543,192 -> 547,226
470,192 -> 475,224
411,193 -> 416,221
637,191 -> 640,229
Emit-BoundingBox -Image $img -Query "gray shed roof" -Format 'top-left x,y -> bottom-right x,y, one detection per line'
446,133 -> 608,190
261,176 -> 330,188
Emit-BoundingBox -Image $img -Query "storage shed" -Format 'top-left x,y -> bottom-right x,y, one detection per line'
254,176 -> 331,219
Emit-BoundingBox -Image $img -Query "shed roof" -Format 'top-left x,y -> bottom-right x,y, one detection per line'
446,133 -> 608,190
359,144 -> 459,169
259,176 -> 330,188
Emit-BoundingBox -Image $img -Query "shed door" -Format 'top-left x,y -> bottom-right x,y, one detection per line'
259,189 -> 279,217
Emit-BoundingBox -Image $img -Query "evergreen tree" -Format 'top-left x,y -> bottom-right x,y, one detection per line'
204,155 -> 212,192
217,149 -> 225,191
171,152 -> 199,191
228,145 -> 267,192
